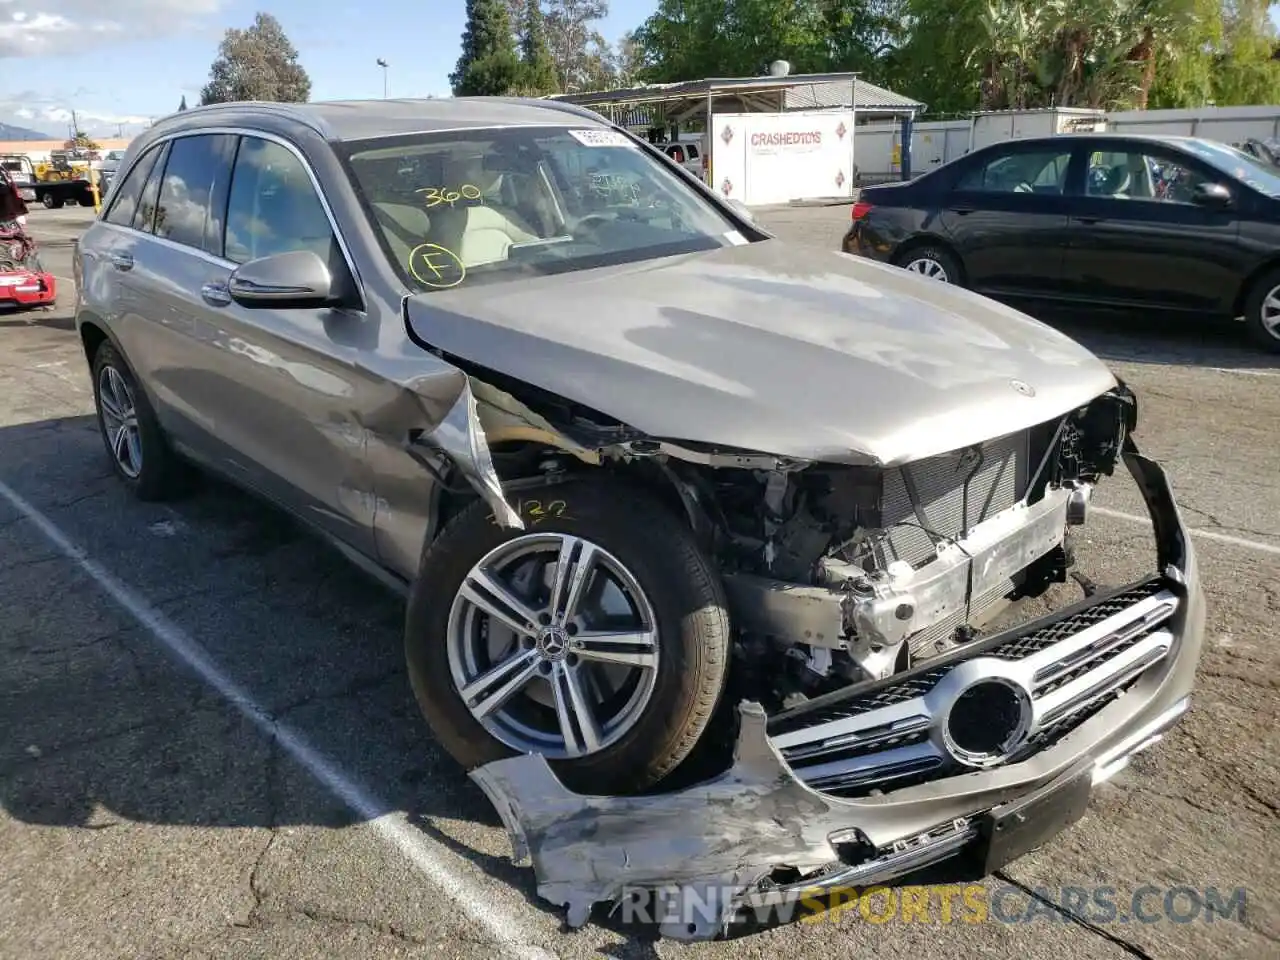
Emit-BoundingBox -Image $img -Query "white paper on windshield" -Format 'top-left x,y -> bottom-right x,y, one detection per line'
567,129 -> 635,148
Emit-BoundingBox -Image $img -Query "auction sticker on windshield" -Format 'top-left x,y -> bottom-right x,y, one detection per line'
568,129 -> 635,148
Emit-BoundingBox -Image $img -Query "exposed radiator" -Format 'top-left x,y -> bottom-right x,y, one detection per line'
878,430 -> 1030,569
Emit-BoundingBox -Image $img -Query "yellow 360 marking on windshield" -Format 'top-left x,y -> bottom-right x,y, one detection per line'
416,184 -> 483,208
408,243 -> 466,289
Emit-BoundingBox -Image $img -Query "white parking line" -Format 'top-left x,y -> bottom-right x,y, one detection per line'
1205,366 -> 1280,378
1094,506 -> 1280,557
0,478 -> 554,960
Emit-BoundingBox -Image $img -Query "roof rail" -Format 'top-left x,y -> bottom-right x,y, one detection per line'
150,101 -> 334,139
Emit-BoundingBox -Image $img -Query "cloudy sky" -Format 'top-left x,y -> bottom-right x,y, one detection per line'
0,0 -> 653,139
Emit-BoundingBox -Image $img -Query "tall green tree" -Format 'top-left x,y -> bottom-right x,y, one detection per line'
452,0 -> 521,96
544,0 -> 615,91
516,0 -> 560,94
200,12 -> 311,105
1211,0 -> 1280,104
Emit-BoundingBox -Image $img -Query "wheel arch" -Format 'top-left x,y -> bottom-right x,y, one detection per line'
79,315 -> 112,368
1232,256 -> 1280,318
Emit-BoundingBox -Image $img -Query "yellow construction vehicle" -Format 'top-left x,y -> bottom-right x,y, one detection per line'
34,150 -> 91,182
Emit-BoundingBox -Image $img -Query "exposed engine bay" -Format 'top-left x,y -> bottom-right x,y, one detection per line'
415,349 -> 1137,719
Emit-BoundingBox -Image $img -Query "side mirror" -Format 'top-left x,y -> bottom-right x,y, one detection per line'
1191,182 -> 1232,208
228,249 -> 335,309
726,197 -> 754,222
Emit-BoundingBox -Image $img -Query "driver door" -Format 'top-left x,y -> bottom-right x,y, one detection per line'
939,142 -> 1081,300
1062,143 -> 1243,312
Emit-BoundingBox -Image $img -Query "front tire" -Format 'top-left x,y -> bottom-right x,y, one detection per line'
42,193 -> 63,209
1243,268 -> 1280,353
405,478 -> 731,795
90,341 -> 189,500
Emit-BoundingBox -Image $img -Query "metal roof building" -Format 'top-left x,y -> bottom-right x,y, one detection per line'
549,72 -> 925,130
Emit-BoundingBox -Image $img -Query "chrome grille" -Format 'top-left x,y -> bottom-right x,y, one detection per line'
879,431 -> 1030,568
768,580 -> 1178,797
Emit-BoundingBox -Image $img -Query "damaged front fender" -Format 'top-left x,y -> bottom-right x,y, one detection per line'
419,378 -> 526,530
407,374 -> 605,532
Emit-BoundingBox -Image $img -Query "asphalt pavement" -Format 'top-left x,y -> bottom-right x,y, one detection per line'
1,205 -> 1276,960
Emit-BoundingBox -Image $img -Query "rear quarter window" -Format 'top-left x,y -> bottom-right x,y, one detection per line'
104,145 -> 163,228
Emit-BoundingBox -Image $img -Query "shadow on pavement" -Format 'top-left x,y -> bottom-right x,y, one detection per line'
0,414 -> 550,913
1019,303 -> 1280,373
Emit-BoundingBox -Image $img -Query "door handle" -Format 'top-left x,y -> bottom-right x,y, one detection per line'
949,207 -> 974,215
200,282 -> 232,306
1075,217 -> 1103,225
110,252 -> 133,271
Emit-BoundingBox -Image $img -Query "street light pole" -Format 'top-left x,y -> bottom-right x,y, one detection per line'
376,58 -> 389,99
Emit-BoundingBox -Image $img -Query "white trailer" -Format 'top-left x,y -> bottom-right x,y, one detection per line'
968,108 -> 1108,152
1106,105 -> 1280,146
849,119 -> 970,180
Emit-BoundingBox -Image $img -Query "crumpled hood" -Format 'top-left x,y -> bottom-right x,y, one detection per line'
404,240 -> 1117,466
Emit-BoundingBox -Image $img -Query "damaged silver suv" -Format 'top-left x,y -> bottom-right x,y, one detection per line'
74,98 -> 1205,939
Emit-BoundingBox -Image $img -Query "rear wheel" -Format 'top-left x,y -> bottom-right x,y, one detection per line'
41,193 -> 63,210
405,478 -> 731,795
1243,268 -> 1280,353
90,341 -> 189,500
895,244 -> 962,285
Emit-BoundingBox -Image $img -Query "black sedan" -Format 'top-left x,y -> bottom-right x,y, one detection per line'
843,133 -> 1280,352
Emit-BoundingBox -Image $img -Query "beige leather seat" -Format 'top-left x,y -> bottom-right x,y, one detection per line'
431,154 -> 538,267
371,201 -> 432,265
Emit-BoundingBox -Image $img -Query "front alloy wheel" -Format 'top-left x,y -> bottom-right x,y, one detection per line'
405,479 -> 731,795
447,532 -> 660,759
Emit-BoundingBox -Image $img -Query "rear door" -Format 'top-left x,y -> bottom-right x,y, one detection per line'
1061,141 -> 1243,312
938,141 -> 1081,298
114,133 -> 241,462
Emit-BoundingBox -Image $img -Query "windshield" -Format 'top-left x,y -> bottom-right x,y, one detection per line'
342,125 -> 741,293
1179,138 -> 1280,198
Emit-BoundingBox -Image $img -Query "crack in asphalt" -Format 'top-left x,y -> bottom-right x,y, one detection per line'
1179,730 -> 1279,819
1174,499 -> 1280,544
0,552 -> 61,574
0,703 -> 211,778
992,871 -> 1157,960
242,741 -> 281,929
270,669 -> 404,724
1198,666 -> 1280,690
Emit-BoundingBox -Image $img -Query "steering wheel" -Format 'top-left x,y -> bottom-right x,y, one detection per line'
575,213 -> 615,233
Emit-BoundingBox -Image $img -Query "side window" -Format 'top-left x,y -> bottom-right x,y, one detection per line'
224,137 -> 336,265
154,134 -> 237,253
132,142 -> 169,234
667,145 -> 685,163
956,149 -> 1073,195
104,146 -> 162,227
686,144 -> 699,160
1086,149 -> 1208,203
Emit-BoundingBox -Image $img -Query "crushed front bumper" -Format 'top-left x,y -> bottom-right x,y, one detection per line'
469,441 -> 1206,940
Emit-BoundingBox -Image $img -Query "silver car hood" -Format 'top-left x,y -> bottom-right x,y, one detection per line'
404,240 -> 1117,466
